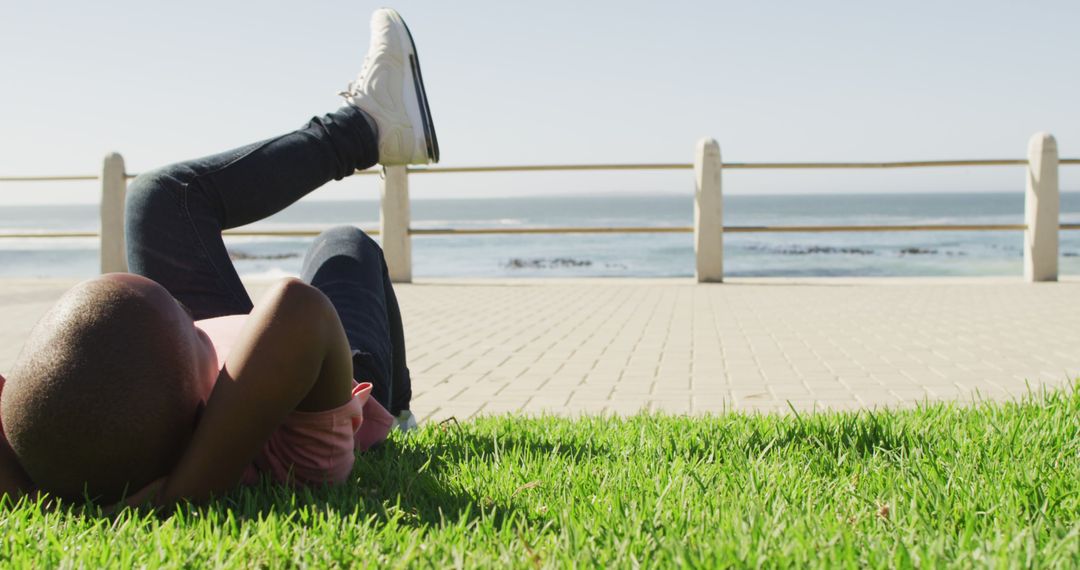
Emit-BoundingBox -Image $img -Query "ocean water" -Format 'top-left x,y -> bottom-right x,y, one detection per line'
4,192 -> 1080,279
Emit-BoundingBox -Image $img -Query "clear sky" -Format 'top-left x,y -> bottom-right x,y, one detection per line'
1,0 -> 1077,205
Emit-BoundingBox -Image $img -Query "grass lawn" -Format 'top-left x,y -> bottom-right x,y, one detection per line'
2,386 -> 1078,568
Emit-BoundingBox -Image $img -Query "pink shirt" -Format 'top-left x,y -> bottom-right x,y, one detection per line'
197,315 -> 394,485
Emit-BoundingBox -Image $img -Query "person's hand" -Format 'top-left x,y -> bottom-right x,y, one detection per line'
126,476 -> 167,506
102,476 -> 166,514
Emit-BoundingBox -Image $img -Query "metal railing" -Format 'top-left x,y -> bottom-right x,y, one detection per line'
0,223 -> 1042,239
1,157 -> 1079,183
0,133 -> 1075,282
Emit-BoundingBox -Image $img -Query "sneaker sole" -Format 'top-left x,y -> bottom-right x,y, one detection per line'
387,10 -> 440,164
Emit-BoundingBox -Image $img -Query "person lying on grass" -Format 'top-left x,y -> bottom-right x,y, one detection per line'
0,7 -> 437,506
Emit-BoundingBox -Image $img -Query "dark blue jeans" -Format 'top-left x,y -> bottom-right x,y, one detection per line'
124,105 -> 411,414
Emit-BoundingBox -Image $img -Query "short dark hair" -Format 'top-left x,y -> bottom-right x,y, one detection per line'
1,279 -> 201,503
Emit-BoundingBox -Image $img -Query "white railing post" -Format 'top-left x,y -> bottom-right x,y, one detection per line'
694,138 -> 723,283
380,165 -> 412,283
100,152 -> 127,274
1024,133 -> 1059,282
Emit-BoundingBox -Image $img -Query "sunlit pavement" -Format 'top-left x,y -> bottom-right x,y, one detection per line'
2,277 -> 1078,422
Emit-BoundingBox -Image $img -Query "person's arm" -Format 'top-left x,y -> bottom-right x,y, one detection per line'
0,375 -> 34,498
157,278 -> 354,504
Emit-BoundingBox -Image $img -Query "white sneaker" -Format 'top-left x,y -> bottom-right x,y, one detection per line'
341,8 -> 439,165
392,409 -> 419,434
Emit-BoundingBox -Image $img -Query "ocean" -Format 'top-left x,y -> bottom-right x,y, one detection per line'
3,192 -> 1080,279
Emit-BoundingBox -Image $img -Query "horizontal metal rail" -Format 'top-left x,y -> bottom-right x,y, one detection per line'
0,175 -> 100,182
222,228 -> 380,237
727,223 -> 1028,233
3,157 -> 1079,184
409,224 -> 1031,235
0,231 -> 101,238
395,157 -> 1080,174
724,159 -> 1030,169
0,228 -> 380,239
410,226 -> 693,235
0,223 -> 1053,239
403,163 -> 693,174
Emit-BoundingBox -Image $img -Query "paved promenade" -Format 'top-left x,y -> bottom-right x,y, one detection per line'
1,278 -> 1078,422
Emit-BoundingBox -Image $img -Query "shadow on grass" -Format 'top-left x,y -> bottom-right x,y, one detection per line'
177,440 -> 499,528
146,424 -> 609,528
32,421 -> 607,528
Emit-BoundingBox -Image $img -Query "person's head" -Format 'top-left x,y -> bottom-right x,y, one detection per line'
1,273 -> 218,502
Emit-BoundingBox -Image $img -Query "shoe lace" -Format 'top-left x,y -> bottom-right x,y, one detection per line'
337,83 -> 356,99
338,55 -> 374,99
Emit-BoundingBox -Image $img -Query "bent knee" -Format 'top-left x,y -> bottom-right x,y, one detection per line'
124,167 -> 187,223
318,225 -> 382,254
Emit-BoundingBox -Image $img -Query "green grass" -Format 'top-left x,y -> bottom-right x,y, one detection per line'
2,386 -> 1079,568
